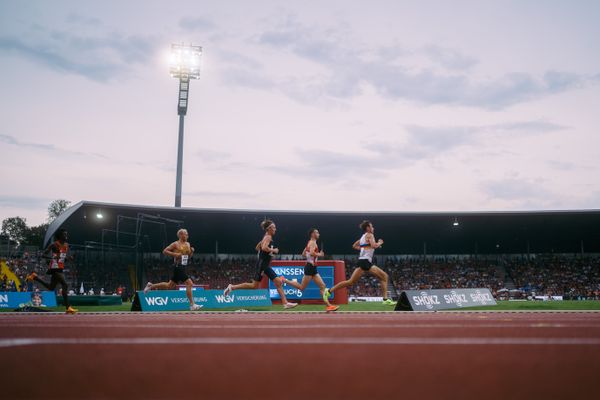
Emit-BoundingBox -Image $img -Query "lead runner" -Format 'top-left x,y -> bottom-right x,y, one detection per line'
143,229 -> 202,311
324,220 -> 396,306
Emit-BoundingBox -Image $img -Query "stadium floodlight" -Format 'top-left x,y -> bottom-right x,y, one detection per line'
453,218 -> 459,227
170,43 -> 202,207
96,212 -> 104,219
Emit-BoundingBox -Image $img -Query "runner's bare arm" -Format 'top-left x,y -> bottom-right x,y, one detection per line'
309,242 -> 323,257
261,235 -> 278,254
366,233 -> 384,248
163,242 -> 179,258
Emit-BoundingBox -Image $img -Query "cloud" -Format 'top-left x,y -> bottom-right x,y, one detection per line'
0,134 -> 109,159
255,20 -> 596,109
179,17 -> 215,32
421,45 -> 478,71
218,67 -> 276,90
273,119 -> 568,181
66,13 -> 102,27
0,25 -> 158,82
196,149 -> 231,162
184,190 -> 256,199
546,160 -> 576,171
0,195 -> 52,210
479,178 -> 554,205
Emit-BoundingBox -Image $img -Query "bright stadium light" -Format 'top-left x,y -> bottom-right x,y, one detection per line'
96,212 -> 104,219
453,218 -> 460,227
170,43 -> 202,207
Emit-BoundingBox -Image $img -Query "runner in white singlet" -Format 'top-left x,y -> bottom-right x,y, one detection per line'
324,220 -> 396,306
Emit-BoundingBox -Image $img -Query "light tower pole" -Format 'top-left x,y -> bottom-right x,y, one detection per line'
170,43 -> 202,207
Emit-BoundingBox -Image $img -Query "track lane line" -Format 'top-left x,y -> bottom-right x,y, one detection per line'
2,336 -> 600,348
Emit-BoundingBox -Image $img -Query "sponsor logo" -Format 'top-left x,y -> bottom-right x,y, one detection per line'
412,292 -> 441,309
0,294 -> 8,303
215,294 -> 235,304
470,290 -> 493,303
443,291 -> 468,307
272,267 -> 304,275
236,295 -> 267,301
145,296 -> 169,306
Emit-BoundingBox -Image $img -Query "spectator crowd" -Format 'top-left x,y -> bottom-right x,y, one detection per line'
506,256 -> 600,300
2,252 -> 600,300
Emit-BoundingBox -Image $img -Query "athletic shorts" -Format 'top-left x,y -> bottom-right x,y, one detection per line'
357,259 -> 373,271
254,258 -> 278,282
171,267 -> 189,284
304,263 -> 318,276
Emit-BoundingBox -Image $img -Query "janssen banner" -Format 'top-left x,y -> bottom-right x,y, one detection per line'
268,265 -> 335,300
395,288 -> 497,311
135,289 -> 272,311
0,291 -> 58,308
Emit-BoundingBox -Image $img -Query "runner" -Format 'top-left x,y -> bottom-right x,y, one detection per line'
143,229 -> 202,311
281,228 -> 339,311
223,219 -> 298,309
324,220 -> 396,305
26,229 -> 78,314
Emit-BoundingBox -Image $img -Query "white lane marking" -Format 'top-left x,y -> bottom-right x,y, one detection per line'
1,337 -> 600,348
3,323 -> 600,329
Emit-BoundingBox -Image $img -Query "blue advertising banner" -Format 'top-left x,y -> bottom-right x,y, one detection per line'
268,265 -> 334,300
137,289 -> 272,311
0,291 -> 58,308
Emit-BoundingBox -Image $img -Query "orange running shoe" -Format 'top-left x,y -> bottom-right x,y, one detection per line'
26,272 -> 38,282
326,305 -> 339,312
65,306 -> 78,314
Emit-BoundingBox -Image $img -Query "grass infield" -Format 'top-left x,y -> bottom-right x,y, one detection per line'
2,300 -> 600,312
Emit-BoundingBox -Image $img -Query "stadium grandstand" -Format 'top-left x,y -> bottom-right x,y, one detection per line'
2,201 -> 595,299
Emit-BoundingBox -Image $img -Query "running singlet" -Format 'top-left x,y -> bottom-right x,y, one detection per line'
50,241 -> 68,270
358,234 -> 375,262
305,242 -> 319,264
175,243 -> 192,267
258,244 -> 274,264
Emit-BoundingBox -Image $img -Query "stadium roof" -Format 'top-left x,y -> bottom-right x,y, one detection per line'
45,201 -> 600,255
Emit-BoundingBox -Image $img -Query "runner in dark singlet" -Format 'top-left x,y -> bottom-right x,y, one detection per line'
223,219 -> 298,309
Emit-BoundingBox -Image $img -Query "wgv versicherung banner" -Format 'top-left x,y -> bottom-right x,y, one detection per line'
137,289 -> 272,311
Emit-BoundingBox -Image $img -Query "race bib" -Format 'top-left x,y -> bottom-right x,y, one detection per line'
52,252 -> 67,269
181,255 -> 188,266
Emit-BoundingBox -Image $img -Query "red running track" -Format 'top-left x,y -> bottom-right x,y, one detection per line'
1,311 -> 600,399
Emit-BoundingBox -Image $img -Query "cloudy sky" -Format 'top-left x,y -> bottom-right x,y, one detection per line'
1,0 -> 599,225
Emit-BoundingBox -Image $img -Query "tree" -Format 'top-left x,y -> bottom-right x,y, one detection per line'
1,216 -> 28,245
23,223 -> 50,248
48,199 -> 71,223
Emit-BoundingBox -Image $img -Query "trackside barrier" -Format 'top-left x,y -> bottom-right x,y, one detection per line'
395,288 -> 497,311
262,260 -> 348,304
0,291 -> 58,308
131,289 -> 272,311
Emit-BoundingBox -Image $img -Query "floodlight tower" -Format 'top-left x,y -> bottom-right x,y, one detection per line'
169,43 -> 202,207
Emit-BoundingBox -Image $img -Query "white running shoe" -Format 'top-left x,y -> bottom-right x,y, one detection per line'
143,282 -> 152,294
190,304 -> 203,311
283,302 -> 298,309
223,284 -> 233,297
